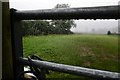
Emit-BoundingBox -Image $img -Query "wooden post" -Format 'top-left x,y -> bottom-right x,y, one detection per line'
0,1 -> 2,80
10,9 -> 23,79
2,3 -> 23,79
2,1 -> 14,80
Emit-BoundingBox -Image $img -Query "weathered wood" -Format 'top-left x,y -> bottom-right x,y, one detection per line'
2,2 -> 14,80
0,1 -> 2,80
11,5 -> 120,20
10,9 -> 24,79
19,58 -> 119,79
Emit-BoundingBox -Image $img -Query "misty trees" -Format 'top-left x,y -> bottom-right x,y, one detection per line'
50,20 -> 76,34
51,4 -> 76,34
22,20 -> 50,36
22,4 -> 76,36
107,31 -> 111,35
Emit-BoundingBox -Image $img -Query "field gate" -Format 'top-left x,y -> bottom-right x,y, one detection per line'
2,1 -> 120,80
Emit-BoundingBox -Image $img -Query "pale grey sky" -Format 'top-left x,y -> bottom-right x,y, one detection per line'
9,0 -> 119,34
71,20 -> 118,34
10,0 -> 119,10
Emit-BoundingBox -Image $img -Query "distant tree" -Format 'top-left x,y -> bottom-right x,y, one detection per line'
107,30 -> 111,35
22,20 -> 50,36
91,28 -> 95,34
54,4 -> 70,8
118,27 -> 120,35
22,20 -> 36,35
51,4 -> 76,34
34,20 -> 50,35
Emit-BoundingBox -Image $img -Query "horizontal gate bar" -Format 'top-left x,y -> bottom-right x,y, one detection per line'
18,57 -> 119,79
11,5 -> 120,20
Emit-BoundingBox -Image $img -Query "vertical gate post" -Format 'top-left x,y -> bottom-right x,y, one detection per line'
2,1 -> 14,80
10,9 -> 23,79
0,1 -> 2,80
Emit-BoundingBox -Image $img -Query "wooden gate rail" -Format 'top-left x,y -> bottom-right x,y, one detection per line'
18,58 -> 119,79
11,5 -> 120,20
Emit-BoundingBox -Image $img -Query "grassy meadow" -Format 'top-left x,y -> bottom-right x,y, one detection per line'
22,34 -> 119,79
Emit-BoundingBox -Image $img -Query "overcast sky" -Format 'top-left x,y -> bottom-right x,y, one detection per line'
9,0 -> 119,33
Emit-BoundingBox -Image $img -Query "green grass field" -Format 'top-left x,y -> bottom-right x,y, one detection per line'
23,34 -> 119,79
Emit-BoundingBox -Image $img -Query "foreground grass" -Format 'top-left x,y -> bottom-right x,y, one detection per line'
23,34 -> 119,79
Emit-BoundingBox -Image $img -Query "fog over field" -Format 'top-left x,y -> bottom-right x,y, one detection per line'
71,20 -> 118,34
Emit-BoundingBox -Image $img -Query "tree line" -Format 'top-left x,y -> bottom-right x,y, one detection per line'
22,4 -> 76,36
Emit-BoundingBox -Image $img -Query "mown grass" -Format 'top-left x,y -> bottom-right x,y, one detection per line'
23,34 -> 119,79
